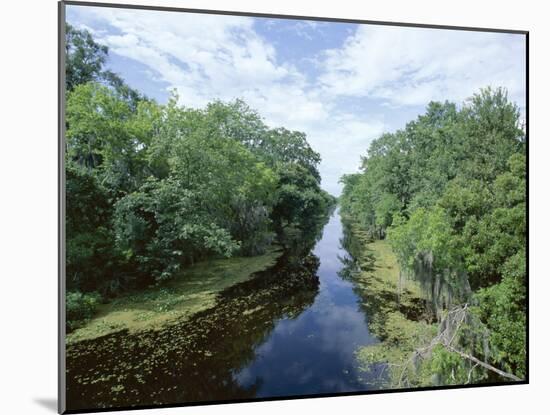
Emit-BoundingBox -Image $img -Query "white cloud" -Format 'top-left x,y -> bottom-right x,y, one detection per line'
319,25 -> 526,108
84,7 -> 304,109
293,21 -> 323,40
71,6 -> 372,194
67,7 -> 526,195
305,116 -> 385,194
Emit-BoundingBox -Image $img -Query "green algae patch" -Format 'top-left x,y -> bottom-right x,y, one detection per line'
343,226 -> 437,388
356,312 -> 437,387
65,252 -> 321,409
67,247 -> 283,344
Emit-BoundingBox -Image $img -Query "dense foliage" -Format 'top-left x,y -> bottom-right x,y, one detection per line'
65,25 -> 334,326
66,291 -> 101,331
340,88 -> 526,382
65,23 -> 142,108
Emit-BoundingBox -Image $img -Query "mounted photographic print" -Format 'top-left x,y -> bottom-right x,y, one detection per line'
58,1 -> 528,413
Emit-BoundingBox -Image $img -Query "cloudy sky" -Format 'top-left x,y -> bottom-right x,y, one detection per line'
66,5 -> 526,196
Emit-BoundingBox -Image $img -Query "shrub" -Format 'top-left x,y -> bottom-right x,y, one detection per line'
66,291 -> 101,331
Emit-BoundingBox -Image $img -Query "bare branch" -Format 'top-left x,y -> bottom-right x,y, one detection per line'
466,363 -> 479,384
394,303 -> 522,386
444,345 -> 521,382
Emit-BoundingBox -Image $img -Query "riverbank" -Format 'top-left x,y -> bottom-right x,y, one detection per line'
341,222 -> 437,388
66,251 -> 322,409
66,246 -> 283,344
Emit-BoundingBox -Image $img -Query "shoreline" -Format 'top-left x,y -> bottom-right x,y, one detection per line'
66,246 -> 283,345
340,220 -> 438,388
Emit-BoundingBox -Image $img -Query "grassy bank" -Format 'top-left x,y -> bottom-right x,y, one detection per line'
67,247 -> 283,344
344,223 -> 437,387
66,253 -> 321,409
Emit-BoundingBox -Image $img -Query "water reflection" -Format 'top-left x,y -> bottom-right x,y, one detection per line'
66,210 -> 380,411
338,217 -> 435,334
233,211 -> 379,397
66,253 -> 322,410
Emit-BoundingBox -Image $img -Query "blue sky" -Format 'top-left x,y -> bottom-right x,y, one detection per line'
67,5 -> 526,196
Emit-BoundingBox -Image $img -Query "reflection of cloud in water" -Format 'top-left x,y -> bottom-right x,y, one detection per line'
315,304 -> 377,355
234,211 -> 379,397
234,366 -> 254,385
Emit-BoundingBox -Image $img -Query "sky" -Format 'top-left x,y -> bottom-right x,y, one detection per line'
66,5 -> 526,196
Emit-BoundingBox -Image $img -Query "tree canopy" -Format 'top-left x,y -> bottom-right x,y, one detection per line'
340,88 -> 526,381
65,25 -> 335,300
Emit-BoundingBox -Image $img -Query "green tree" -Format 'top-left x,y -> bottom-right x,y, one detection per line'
65,17 -> 333,307
65,23 -> 108,92
66,163 -> 118,293
340,87 -> 526,383
66,83 -> 156,192
65,23 -> 143,108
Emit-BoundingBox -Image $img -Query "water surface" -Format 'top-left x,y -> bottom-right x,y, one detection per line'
66,210 -> 380,410
234,210 -> 378,396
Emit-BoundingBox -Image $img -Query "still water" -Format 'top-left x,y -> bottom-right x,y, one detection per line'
234,210 -> 378,396
66,210 -> 380,410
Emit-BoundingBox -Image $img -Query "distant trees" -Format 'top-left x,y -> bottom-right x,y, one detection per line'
65,25 -> 335,304
340,88 -> 526,381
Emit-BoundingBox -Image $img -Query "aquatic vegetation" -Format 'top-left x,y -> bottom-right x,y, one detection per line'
66,247 -> 282,344
347,222 -> 520,388
65,252 -> 321,410
341,89 -> 526,385
339,223 -> 438,387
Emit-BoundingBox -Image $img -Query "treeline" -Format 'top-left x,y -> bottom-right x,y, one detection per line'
65,25 -> 334,324
340,88 -> 526,382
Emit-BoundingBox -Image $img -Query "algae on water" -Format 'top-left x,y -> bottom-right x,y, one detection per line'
341,222 -> 438,388
66,247 -> 282,344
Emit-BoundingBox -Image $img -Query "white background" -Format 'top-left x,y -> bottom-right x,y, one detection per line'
0,0 -> 546,414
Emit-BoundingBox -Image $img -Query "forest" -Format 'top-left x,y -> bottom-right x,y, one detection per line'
340,88 -> 526,385
64,21 -> 526,402
64,24 -> 335,330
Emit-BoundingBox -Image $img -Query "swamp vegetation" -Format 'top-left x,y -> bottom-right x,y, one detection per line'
340,88 -> 526,386
64,23 -> 526,410
64,23 -> 335,331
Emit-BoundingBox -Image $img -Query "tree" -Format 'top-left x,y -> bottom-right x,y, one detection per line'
66,162 -> 119,294
65,23 -> 109,92
65,18 -> 334,301
65,23 -> 144,109
340,87 -> 526,384
66,83 -> 156,193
